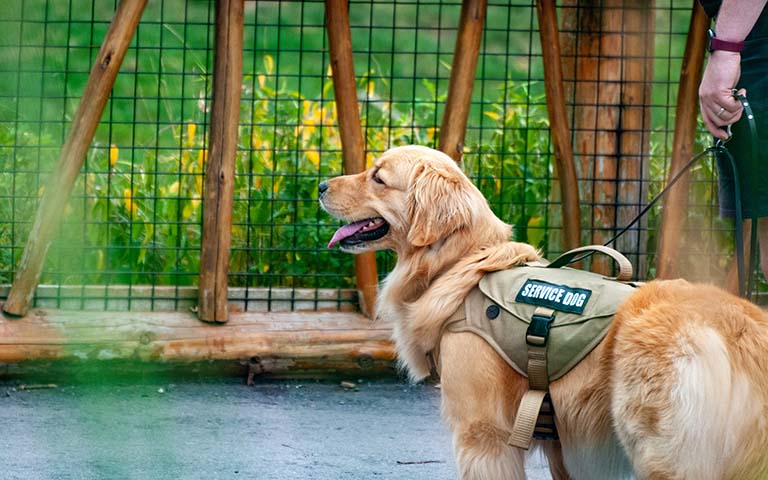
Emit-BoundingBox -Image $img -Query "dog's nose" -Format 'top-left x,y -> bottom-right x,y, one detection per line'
318,181 -> 329,195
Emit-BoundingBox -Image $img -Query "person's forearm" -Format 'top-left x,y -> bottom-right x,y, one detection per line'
714,0 -> 767,41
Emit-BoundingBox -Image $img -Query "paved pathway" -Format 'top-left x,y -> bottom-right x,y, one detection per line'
0,377 -> 551,479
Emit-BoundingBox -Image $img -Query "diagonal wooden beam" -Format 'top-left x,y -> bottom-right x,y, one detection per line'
439,0 -> 487,164
325,0 -> 379,318
536,0 -> 581,250
2,0 -> 148,317
656,2 -> 709,279
197,0 -> 245,323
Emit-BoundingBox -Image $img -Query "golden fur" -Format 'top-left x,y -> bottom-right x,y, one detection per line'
320,145 -> 768,480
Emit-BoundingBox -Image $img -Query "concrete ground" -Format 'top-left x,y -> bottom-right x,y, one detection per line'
0,376 -> 552,479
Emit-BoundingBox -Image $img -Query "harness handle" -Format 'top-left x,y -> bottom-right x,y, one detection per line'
547,245 -> 633,282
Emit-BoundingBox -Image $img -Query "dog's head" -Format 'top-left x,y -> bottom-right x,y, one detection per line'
319,145 -> 502,255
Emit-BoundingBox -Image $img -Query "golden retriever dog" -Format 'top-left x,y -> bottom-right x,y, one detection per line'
319,145 -> 768,480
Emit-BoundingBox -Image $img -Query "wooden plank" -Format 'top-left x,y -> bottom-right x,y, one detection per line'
536,0 -> 581,250
198,0 -> 245,323
656,2 -> 709,279
2,0 -> 148,317
438,0 -> 487,163
0,307 -> 395,367
325,0 -> 378,318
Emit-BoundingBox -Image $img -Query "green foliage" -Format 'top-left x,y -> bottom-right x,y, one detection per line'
0,64 -> 557,289
465,82 -> 552,250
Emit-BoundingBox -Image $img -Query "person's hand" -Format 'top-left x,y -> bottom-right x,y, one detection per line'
699,50 -> 745,139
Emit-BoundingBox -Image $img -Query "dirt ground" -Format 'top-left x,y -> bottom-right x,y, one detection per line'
0,376 -> 552,479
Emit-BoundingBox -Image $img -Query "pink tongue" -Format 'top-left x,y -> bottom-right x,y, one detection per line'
328,219 -> 371,248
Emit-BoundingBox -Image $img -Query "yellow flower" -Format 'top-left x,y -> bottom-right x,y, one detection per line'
123,188 -> 138,218
263,54 -> 274,74
109,144 -> 119,168
272,176 -> 283,195
183,196 -> 201,220
306,150 -> 320,169
186,123 -> 196,146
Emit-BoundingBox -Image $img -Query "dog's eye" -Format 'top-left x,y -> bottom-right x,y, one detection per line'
372,171 -> 386,186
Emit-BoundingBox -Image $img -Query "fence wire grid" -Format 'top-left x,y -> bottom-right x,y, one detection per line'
0,0 -> 736,312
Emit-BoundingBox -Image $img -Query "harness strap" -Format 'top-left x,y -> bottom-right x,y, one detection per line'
509,306 -> 558,449
525,306 -> 555,390
508,390 -> 547,449
428,302 -> 469,376
546,245 -> 633,282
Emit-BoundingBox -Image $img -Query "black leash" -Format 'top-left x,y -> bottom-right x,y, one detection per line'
570,91 -> 758,298
735,91 -> 760,300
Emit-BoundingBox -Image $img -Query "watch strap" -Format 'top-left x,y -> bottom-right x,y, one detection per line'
708,29 -> 745,53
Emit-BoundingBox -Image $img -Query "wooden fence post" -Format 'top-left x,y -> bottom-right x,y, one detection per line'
536,0 -> 581,250
197,0 -> 245,323
656,2 -> 709,279
2,0 -> 148,317
439,0 -> 487,164
325,0 -> 379,318
560,0 -> 654,275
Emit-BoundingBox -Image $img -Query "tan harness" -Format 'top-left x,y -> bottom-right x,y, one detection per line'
432,246 -> 637,449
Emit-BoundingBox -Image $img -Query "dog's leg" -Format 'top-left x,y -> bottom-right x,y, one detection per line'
540,441 -> 572,480
453,420 -> 526,480
438,332 -> 528,480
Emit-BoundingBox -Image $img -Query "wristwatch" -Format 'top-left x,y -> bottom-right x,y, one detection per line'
708,29 -> 745,53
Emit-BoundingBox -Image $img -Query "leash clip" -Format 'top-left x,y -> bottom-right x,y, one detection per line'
715,123 -> 733,148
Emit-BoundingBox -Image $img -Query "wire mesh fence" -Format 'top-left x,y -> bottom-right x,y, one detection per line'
0,0 -> 738,312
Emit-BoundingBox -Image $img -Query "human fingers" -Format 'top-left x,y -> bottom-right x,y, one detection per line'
711,101 -> 743,124
700,89 -> 744,138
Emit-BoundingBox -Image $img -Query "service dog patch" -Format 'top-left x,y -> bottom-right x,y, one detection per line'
515,279 -> 592,314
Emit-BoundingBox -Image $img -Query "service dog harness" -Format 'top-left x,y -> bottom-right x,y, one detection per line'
433,246 -> 637,449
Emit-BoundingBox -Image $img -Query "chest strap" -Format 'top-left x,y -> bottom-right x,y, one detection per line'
508,306 -> 559,449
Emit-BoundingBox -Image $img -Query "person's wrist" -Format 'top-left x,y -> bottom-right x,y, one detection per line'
708,50 -> 741,65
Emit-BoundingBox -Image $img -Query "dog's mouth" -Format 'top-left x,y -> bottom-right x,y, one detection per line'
328,217 -> 390,249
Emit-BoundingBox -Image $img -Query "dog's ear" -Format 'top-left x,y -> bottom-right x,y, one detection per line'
407,162 -> 473,247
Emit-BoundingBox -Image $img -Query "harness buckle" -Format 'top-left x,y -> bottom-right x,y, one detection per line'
526,309 -> 556,346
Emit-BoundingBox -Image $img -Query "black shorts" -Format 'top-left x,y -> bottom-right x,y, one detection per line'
716,35 -> 768,219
